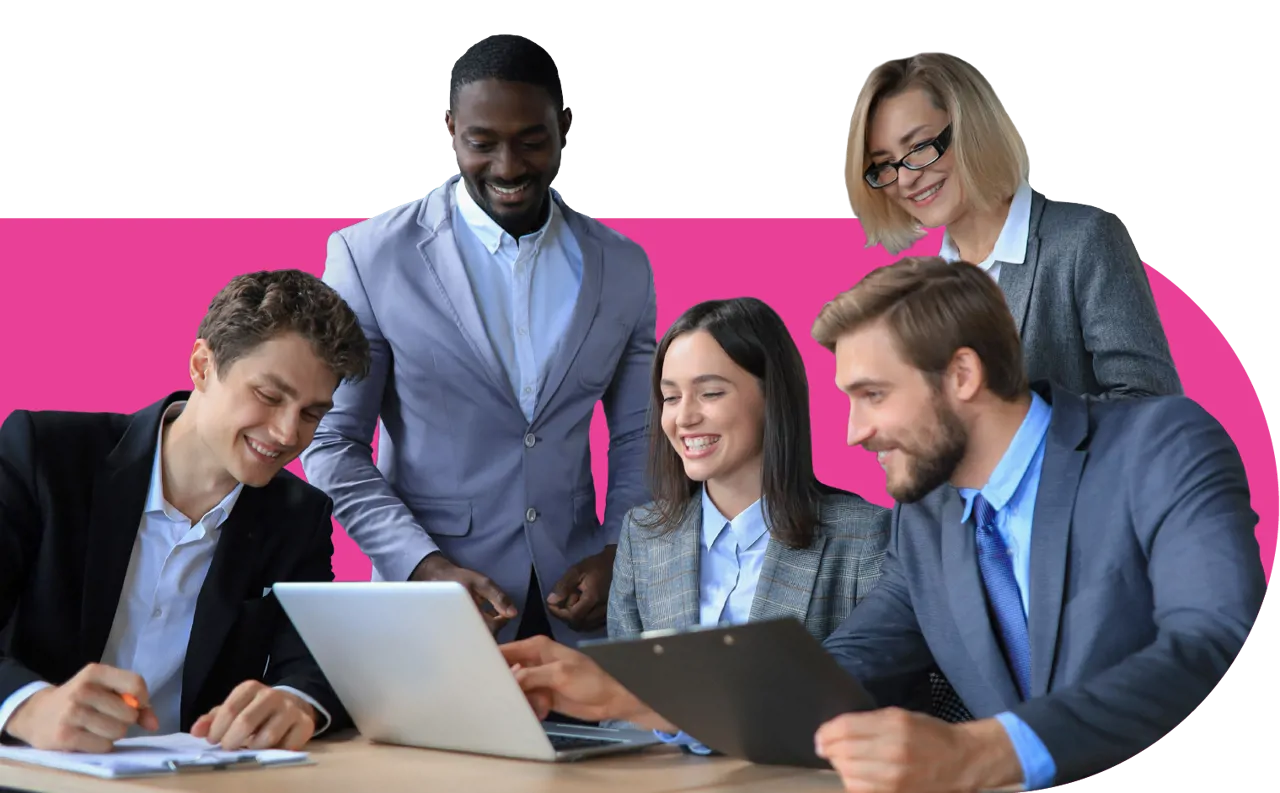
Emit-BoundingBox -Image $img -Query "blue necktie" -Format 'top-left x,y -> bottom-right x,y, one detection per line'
972,494 -> 1032,699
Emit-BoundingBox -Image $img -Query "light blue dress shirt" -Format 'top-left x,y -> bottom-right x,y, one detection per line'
956,391 -> 1056,790
938,179 -> 1033,282
452,179 -> 583,421
655,488 -> 770,755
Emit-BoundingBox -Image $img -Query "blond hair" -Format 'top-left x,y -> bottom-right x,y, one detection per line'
845,53 -> 1029,253
811,256 -> 1028,400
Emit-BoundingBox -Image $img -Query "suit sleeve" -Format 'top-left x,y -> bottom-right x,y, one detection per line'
1009,400 -> 1264,785
263,496 -> 352,733
849,507 -> 891,608
299,231 -> 440,582
596,254 -> 657,547
1073,210 -> 1182,399
821,506 -> 935,707
0,411 -> 50,703
606,510 -> 644,640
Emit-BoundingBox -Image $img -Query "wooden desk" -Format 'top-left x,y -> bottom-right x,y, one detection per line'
0,732 -> 846,793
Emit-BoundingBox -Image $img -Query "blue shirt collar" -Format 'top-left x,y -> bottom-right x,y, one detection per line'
959,390 -> 1051,523
700,486 -> 769,551
453,176 -> 559,255
144,401 -> 243,528
939,179 -> 1033,268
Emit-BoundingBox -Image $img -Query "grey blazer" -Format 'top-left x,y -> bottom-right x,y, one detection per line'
823,382 -> 1264,786
300,175 -> 657,646
1000,191 -> 1181,399
607,489 -> 891,643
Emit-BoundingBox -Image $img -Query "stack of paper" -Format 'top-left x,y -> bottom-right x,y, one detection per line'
0,732 -> 312,779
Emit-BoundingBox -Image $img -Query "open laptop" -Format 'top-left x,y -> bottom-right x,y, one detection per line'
272,581 -> 661,762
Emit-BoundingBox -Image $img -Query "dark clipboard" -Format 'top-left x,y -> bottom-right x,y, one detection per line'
578,618 -> 876,769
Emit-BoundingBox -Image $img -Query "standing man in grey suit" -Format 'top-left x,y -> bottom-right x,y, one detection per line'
497,256 -> 1263,792
300,34 -> 657,646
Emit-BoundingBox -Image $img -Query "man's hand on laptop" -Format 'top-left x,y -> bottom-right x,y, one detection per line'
546,545 -> 616,631
5,663 -> 158,752
410,552 -> 517,634
500,636 -> 677,732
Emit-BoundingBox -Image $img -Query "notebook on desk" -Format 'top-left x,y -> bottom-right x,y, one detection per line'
0,732 -> 312,779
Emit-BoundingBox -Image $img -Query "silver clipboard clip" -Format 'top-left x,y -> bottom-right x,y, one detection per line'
163,753 -> 272,773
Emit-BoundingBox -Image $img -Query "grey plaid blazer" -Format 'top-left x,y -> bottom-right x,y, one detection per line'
607,488 -> 974,724
607,489 -> 890,643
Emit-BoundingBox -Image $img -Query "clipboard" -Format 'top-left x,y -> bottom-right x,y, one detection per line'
0,733 -> 313,779
578,618 -> 877,769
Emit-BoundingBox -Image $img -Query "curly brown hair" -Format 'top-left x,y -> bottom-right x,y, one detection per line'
196,269 -> 371,384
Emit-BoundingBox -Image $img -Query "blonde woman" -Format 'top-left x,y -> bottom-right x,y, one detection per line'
845,53 -> 1181,400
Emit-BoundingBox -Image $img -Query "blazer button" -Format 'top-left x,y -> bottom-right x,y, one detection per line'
524,433 -> 536,448
526,508 -> 538,523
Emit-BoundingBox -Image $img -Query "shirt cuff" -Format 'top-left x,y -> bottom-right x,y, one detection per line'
994,712 -> 1056,790
653,729 -> 714,756
0,681 -> 54,741
275,686 -> 332,736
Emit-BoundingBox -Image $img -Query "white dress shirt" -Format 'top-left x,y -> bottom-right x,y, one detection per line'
938,179 -> 1034,281
0,402 -> 329,739
452,178 -> 583,421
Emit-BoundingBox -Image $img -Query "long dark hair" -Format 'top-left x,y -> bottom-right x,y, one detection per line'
634,297 -> 821,549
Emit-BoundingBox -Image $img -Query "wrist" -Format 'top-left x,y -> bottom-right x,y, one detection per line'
954,718 -> 1025,791
411,552 -> 453,580
6,687 -> 53,743
617,699 -> 676,734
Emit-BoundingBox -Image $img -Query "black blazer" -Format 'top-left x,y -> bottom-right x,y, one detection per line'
0,392 -> 350,733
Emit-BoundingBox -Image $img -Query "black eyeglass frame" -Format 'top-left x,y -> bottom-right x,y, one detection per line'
864,124 -> 953,189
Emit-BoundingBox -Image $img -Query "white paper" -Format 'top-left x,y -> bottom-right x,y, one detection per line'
0,732 -> 310,778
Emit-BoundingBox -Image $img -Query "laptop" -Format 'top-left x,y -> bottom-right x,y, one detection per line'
272,581 -> 661,762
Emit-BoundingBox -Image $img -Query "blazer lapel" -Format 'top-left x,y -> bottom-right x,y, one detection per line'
417,182 -> 520,410
532,202 -> 604,423
80,397 -> 176,663
748,528 -> 826,625
181,488 -> 263,725
996,191 -> 1046,335
939,490 -> 1022,709
1026,385 -> 1088,697
646,502 -> 701,631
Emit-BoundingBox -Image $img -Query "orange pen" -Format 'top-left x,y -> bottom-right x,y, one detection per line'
121,693 -> 139,710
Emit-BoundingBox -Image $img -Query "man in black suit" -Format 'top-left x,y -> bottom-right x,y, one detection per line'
0,269 -> 371,753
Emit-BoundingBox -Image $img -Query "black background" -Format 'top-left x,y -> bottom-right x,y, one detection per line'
5,29 -> 1274,787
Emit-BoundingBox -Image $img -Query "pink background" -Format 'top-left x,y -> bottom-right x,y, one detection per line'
1,219 -> 1273,583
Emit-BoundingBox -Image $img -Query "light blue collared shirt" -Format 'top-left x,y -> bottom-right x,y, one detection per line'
956,391 -> 1056,790
655,487 -> 771,755
698,488 -> 771,627
452,178 -> 584,421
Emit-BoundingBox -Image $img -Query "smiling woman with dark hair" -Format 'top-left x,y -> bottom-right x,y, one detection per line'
605,297 -> 896,753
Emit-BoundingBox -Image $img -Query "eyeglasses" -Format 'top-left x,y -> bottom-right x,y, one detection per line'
863,125 -> 953,189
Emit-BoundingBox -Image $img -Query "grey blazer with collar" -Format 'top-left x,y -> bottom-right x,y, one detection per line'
999,191 -> 1181,400
607,489 -> 891,643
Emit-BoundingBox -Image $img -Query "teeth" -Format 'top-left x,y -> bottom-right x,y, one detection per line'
912,183 -> 942,202
490,183 -> 527,195
684,436 -> 719,451
248,439 -> 281,459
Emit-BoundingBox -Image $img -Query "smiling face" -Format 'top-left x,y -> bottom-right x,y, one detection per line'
833,319 -> 968,503
659,330 -> 766,494
190,332 -> 338,488
866,88 -> 965,230
447,78 -> 570,238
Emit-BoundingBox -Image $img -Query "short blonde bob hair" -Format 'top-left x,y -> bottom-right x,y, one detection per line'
846,53 -> 1029,254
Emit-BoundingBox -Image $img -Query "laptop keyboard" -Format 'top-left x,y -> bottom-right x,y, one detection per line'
546,733 -> 624,752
